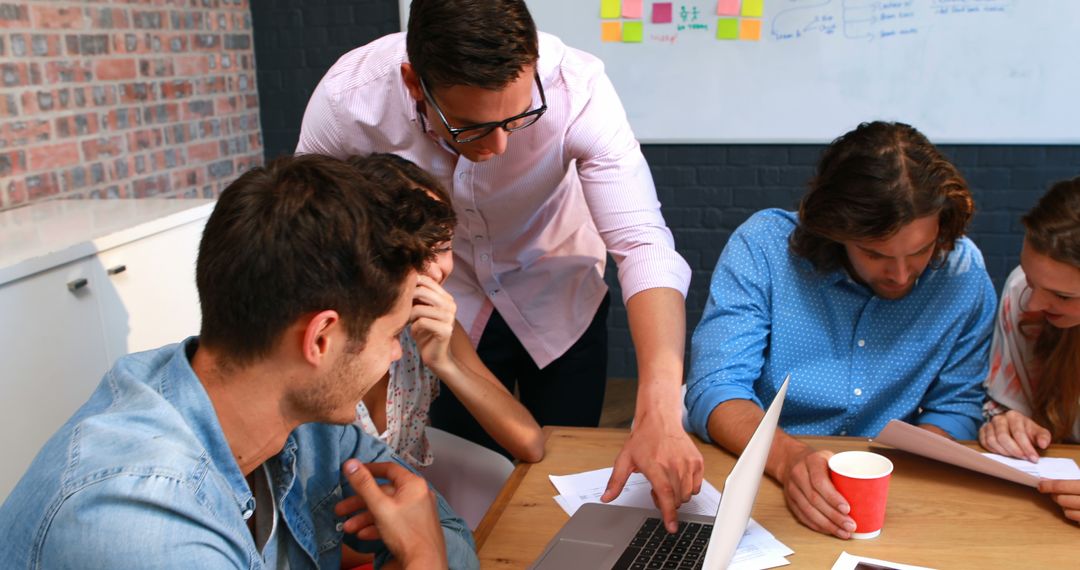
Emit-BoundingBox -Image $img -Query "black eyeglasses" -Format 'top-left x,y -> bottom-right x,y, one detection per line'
419,71 -> 547,144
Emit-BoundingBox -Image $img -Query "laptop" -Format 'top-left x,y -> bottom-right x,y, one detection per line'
529,375 -> 790,570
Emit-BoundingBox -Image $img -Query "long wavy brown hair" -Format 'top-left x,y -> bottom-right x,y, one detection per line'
790,121 -> 974,272
1020,177 -> 1080,441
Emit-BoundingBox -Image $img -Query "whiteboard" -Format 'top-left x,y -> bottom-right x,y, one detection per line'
397,0 -> 1080,144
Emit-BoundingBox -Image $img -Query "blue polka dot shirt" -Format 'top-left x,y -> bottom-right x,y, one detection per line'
686,209 -> 996,441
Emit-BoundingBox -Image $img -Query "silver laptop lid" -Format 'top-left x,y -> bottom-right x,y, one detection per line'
701,374 -> 790,569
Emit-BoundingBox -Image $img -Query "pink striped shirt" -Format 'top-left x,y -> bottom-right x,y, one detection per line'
297,32 -> 690,367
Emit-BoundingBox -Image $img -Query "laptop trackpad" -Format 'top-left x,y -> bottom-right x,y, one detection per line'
535,539 -> 613,567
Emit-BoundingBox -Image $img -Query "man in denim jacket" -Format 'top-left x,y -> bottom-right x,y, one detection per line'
0,154 -> 478,569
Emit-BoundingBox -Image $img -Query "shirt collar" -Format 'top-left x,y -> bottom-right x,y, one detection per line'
162,337 -> 254,516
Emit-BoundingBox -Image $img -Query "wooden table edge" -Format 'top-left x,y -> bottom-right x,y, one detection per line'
473,426 -> 561,549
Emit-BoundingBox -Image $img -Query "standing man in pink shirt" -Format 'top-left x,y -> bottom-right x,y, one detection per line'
296,0 -> 703,531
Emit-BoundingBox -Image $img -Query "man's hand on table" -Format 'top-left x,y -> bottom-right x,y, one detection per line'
777,442 -> 856,540
601,410 -> 704,534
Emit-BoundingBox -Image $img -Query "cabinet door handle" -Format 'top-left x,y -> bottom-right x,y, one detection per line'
107,264 -> 127,276
67,278 -> 88,292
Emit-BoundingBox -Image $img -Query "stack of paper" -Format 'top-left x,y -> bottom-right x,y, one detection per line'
874,419 -> 1080,487
549,467 -> 793,570
983,453 -> 1080,480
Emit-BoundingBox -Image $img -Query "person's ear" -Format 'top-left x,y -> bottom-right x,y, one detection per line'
301,310 -> 342,367
401,63 -> 424,102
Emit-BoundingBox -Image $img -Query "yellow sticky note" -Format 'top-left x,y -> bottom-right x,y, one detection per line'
601,21 -> 622,42
741,0 -> 764,17
740,18 -> 762,40
716,18 -> 739,39
601,0 -> 621,19
622,21 -> 644,42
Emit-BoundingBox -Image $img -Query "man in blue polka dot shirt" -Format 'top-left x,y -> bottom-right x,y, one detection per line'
685,121 -> 996,540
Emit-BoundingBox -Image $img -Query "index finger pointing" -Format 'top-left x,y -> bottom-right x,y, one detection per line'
639,464 -> 679,533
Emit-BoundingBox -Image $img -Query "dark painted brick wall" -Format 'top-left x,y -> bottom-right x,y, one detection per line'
251,0 -> 1080,378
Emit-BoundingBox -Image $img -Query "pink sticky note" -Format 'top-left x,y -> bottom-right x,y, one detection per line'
622,0 -> 643,18
717,0 -> 740,16
652,2 -> 673,23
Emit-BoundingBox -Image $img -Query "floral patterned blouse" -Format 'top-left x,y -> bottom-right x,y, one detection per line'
983,266 -> 1080,442
354,328 -> 440,468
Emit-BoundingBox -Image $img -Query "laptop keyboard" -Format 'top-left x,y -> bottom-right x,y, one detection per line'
612,517 -> 711,570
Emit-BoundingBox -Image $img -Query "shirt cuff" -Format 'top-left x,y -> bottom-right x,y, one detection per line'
686,381 -> 761,443
917,411 -> 978,441
617,247 -> 691,303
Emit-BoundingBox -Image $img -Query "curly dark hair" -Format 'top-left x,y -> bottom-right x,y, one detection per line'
196,154 -> 430,366
790,121 -> 974,272
406,0 -> 539,89
346,153 -> 457,262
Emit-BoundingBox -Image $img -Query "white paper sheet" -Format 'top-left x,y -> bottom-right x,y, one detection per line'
982,453 -> 1080,480
831,551 -> 937,570
729,543 -> 791,570
549,467 -> 722,517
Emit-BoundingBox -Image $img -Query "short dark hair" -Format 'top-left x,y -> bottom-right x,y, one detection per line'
406,0 -> 539,89
790,121 -> 974,271
196,154 -> 429,366
346,153 -> 457,259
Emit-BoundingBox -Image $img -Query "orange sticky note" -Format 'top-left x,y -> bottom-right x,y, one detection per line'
601,21 -> 622,42
740,18 -> 762,40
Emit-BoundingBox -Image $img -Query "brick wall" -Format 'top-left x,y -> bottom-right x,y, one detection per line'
250,0 -> 1080,378
0,0 -> 262,212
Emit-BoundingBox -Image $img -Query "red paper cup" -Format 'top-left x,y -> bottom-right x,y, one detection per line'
828,451 -> 893,539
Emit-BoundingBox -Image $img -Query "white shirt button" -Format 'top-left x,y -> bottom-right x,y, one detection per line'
857,339 -> 866,347
242,509 -> 254,520
854,388 -> 863,396
489,289 -> 499,296
475,235 -> 484,241
481,254 -> 489,261
457,172 -> 466,180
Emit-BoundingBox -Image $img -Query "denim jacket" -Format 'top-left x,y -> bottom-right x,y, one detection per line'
0,339 -> 478,569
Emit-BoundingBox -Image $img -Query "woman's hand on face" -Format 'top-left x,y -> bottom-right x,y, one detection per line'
978,410 -> 1052,462
409,275 -> 457,372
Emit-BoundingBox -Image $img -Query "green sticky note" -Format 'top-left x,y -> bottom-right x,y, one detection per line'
622,21 -> 644,42
742,0 -> 764,17
601,0 -> 621,19
716,18 -> 739,39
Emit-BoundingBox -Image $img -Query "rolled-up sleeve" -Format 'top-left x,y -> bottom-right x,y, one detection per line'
685,223 -> 773,442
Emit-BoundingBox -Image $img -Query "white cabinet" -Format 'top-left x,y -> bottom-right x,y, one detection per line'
0,199 -> 215,501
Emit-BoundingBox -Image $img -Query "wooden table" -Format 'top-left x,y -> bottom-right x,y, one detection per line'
476,427 -> 1080,568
